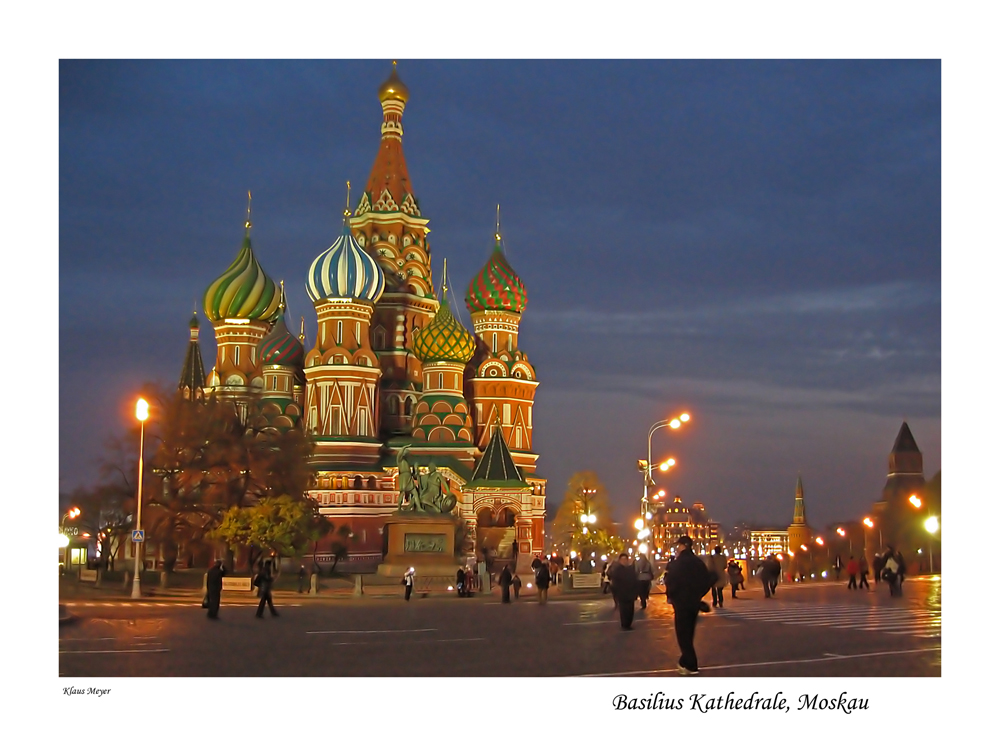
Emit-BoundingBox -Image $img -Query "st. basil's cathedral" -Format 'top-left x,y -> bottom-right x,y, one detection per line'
182,65 -> 546,573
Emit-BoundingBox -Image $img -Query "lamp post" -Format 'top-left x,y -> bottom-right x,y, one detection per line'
924,516 -> 939,574
643,412 -> 690,514
863,517 -> 881,550
131,398 -> 149,600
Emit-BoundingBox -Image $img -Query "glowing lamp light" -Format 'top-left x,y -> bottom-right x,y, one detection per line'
863,517 -> 874,528
815,537 -> 824,545
837,528 -> 846,537
136,398 -> 150,421
634,519 -> 644,530
526,583 -> 533,589
569,551 -> 577,559
58,533 -> 69,548
925,516 -> 939,534
669,419 -> 681,429
909,495 -> 922,508
638,543 -> 649,554
800,545 -> 808,552
588,514 -> 597,524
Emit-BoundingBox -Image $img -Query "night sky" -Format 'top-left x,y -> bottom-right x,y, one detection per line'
58,59 -> 941,531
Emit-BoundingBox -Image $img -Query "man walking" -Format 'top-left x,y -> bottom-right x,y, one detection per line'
846,555 -> 859,589
859,555 -> 870,590
205,559 -> 225,619
664,536 -> 716,675
499,564 -> 513,603
535,560 -> 551,604
708,546 -> 728,608
635,552 -> 654,609
297,564 -> 307,594
255,559 -> 279,618
609,553 -> 639,629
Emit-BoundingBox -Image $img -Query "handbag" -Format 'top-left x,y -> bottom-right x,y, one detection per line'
201,594 -> 209,609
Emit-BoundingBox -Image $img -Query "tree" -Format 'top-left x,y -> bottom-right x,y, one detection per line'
145,395 -> 315,570
550,471 -> 616,552
210,495 -> 319,570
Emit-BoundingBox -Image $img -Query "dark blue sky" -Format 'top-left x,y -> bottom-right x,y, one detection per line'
59,59 -> 941,530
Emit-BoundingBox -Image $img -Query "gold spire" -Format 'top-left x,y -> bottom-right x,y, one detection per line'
344,181 -> 352,219
442,258 -> 449,297
495,203 -> 502,245
279,279 -> 286,310
299,316 -> 306,342
245,190 -> 252,232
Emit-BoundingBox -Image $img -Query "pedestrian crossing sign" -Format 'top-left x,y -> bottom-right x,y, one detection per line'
132,530 -> 145,543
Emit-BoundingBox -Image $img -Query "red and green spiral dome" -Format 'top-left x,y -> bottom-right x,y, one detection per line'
465,244 -> 528,314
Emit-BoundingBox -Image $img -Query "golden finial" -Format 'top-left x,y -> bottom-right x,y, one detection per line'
299,316 -> 306,342
442,258 -> 449,297
245,190 -> 252,232
279,279 -> 286,310
495,203 -> 501,245
344,181 -> 352,219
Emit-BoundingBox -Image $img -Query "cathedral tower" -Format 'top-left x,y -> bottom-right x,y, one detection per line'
465,216 -> 539,474
178,311 -> 207,401
350,63 -> 438,437
255,284 -> 305,434
881,421 -> 925,502
202,200 -> 282,420
303,197 -> 386,465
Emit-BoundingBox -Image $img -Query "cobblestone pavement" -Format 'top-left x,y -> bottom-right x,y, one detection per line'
58,575 -> 941,677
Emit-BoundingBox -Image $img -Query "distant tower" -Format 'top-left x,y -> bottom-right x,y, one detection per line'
350,62 -> 438,437
881,421 -> 925,502
255,283 -> 305,434
465,211 -> 539,474
410,261 -> 477,453
178,311 -> 207,401
303,192 -> 386,465
786,475 -> 811,574
202,196 -> 282,420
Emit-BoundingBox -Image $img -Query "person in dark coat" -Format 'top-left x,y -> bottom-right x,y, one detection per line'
535,561 -> 551,604
205,559 -> 225,619
297,564 -> 307,594
499,564 -> 513,603
255,559 -> 279,618
609,553 -> 640,629
634,552 -> 655,609
872,553 -> 884,586
456,568 -> 466,597
512,572 -> 521,599
664,536 -> 716,675
759,554 -> 780,597
726,560 -> 743,599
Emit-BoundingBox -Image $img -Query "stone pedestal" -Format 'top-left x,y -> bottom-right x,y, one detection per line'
377,513 -> 460,578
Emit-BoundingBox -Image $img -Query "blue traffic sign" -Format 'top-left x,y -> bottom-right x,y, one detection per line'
132,530 -> 145,543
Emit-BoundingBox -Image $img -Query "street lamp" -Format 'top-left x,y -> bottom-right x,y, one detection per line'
837,527 -> 852,554
863,517 -> 882,550
642,412 -> 690,514
924,516 -> 939,574
131,397 -> 149,600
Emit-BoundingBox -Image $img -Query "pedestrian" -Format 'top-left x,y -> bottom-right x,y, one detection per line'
254,559 -> 279,618
609,553 -> 639,629
297,564 -> 307,594
535,560 -> 551,604
512,572 -> 522,599
607,554 -> 623,610
859,555 -> 870,590
499,564 -> 513,603
873,552 -> 884,586
708,546 -> 728,608
726,560 -> 743,599
205,559 -> 225,619
635,552 -> 654,609
758,554 -> 780,598
403,566 -> 415,601
664,536 -> 716,675
600,561 -> 610,594
833,554 -> 843,581
456,567 -> 466,597
846,555 -> 859,589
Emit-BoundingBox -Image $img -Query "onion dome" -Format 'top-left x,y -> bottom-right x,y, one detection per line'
466,240 -> 528,314
306,222 -> 386,303
258,294 -> 304,368
203,223 -> 281,322
378,62 -> 409,104
413,297 -> 476,364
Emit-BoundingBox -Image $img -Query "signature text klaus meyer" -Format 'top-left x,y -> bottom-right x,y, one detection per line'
612,691 -> 869,714
63,687 -> 112,697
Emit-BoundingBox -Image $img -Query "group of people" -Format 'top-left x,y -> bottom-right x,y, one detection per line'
203,557 -> 280,619
455,567 -> 482,597
497,565 -> 523,602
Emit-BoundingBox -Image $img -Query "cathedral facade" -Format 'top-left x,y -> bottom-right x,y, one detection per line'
190,65 -> 546,572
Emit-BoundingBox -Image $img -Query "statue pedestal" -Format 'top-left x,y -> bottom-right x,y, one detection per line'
376,513 -> 460,578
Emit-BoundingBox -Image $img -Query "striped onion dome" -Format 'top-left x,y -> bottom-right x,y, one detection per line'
413,298 -> 476,364
203,232 -> 281,321
258,307 -> 304,368
305,223 -> 385,303
466,243 -> 528,314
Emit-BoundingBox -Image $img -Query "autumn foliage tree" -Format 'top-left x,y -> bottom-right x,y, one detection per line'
551,471 -> 617,553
